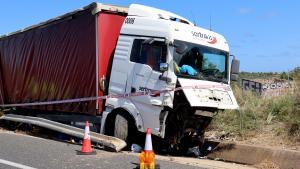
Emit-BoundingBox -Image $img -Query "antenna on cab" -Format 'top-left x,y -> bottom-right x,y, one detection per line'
190,11 -> 197,26
209,14 -> 212,31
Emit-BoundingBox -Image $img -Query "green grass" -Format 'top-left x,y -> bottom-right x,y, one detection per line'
210,74 -> 300,140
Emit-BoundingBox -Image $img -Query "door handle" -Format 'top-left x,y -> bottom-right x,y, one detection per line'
99,75 -> 106,92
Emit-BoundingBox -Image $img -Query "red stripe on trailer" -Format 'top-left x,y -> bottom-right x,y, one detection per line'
97,12 -> 126,113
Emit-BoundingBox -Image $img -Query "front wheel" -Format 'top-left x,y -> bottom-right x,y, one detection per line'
112,112 -> 140,149
114,114 -> 129,141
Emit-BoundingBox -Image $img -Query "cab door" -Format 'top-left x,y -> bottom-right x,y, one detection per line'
129,38 -> 168,134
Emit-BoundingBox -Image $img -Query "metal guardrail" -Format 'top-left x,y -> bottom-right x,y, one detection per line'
0,114 -> 126,152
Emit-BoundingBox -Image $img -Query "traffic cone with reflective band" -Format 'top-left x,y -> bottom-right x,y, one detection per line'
140,128 -> 156,169
77,121 -> 96,155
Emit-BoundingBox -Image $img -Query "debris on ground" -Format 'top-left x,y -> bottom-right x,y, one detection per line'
187,146 -> 201,157
131,143 -> 142,153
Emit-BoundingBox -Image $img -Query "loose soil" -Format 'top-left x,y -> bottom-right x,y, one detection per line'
206,124 -> 300,151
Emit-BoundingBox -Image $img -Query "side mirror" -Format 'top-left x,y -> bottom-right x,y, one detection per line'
160,63 -> 169,72
230,58 -> 240,81
159,63 -> 171,83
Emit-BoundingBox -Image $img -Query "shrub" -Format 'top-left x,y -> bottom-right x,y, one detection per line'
211,73 -> 300,140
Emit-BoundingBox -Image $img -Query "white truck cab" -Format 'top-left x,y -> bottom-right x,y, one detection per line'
0,2 -> 239,152
102,4 -> 239,151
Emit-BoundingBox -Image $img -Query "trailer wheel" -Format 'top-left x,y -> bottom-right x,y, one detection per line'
114,114 -> 128,141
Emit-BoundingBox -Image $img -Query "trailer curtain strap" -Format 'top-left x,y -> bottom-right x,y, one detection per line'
0,84 -> 227,108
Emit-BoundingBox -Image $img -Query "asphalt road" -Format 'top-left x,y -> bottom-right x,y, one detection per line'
0,131 -> 255,169
0,131 -> 204,169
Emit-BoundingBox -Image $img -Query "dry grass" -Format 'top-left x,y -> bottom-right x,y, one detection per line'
209,74 -> 300,147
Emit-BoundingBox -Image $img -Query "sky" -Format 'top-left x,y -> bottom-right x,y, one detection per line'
0,0 -> 299,72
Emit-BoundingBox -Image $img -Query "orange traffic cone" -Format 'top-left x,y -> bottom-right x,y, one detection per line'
140,128 -> 157,169
77,121 -> 96,155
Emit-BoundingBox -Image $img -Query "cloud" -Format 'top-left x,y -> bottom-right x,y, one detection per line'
265,11 -> 279,18
230,44 -> 241,49
278,51 -> 291,57
259,11 -> 280,19
261,50 -> 299,59
243,32 -> 255,38
287,45 -> 300,50
239,53 -> 249,57
286,52 -> 300,58
238,8 -> 254,15
255,50 -> 295,58
256,54 -> 271,58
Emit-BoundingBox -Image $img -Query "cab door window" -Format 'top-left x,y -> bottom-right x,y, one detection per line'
130,39 -> 167,71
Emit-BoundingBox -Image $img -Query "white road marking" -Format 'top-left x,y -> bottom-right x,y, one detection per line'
0,159 -> 37,169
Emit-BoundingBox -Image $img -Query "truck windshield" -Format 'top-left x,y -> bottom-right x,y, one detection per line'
173,40 -> 228,83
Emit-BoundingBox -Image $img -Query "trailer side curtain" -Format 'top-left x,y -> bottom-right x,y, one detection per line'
0,10 -> 97,115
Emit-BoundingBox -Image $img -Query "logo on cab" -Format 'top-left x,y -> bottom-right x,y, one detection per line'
191,31 -> 217,44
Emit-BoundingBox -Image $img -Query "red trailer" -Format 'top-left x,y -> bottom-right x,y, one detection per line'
0,3 -> 127,116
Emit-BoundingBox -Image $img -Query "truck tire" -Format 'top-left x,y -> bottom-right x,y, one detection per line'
114,114 -> 129,141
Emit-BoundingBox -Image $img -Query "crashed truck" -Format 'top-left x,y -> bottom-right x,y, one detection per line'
0,2 -> 239,152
